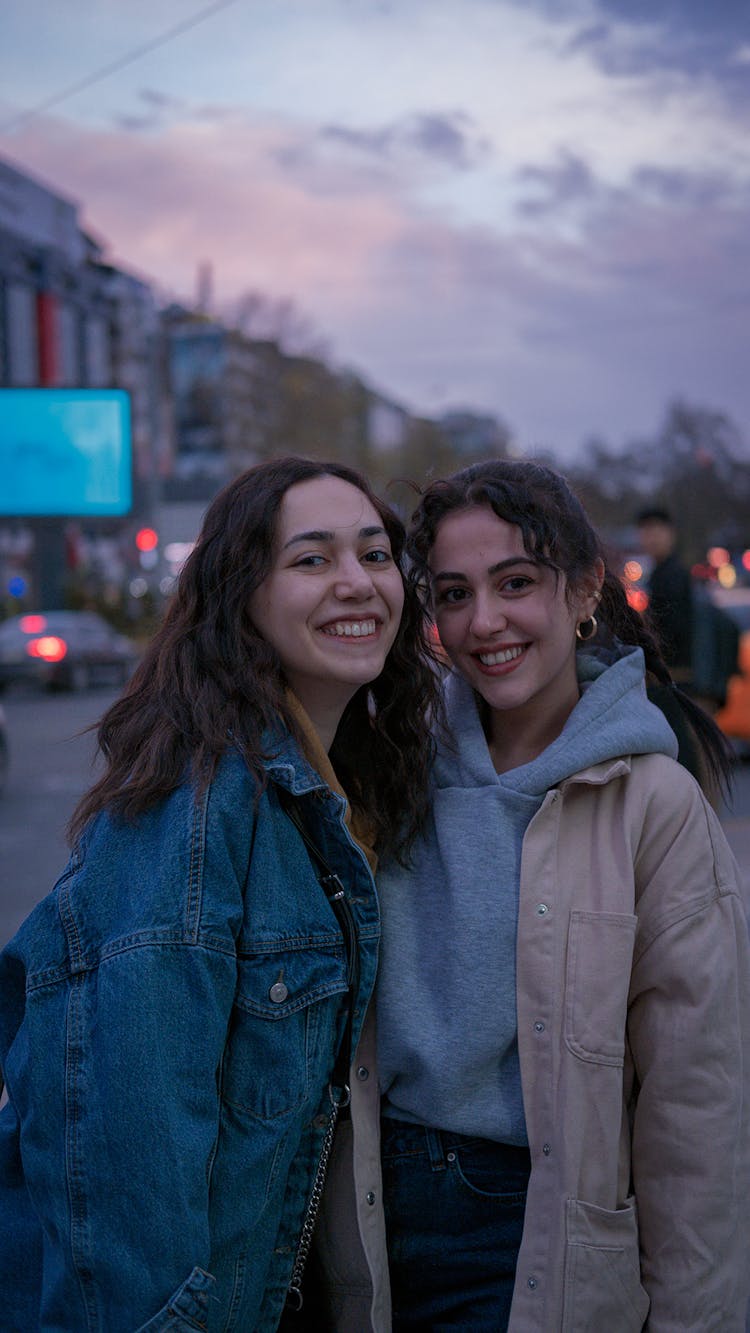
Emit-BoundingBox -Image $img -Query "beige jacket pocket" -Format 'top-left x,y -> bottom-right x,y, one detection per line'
561,1196 -> 649,1333
564,911 -> 637,1066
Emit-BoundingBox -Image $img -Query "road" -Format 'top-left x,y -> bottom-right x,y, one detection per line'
1,687 -> 749,948
0,687 -> 111,944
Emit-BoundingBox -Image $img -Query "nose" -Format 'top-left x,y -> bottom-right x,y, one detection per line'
333,553 -> 376,600
469,591 -> 507,639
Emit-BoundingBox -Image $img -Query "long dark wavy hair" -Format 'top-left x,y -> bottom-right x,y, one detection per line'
69,456 -> 440,858
407,458 -> 732,793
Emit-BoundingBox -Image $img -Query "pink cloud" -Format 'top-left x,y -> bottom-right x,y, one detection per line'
8,113 -> 408,312
4,110 -> 749,456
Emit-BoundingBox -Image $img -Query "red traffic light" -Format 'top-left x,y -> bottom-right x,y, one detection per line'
135,527 -> 158,553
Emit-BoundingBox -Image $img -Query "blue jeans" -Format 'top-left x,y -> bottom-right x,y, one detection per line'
381,1120 -> 530,1332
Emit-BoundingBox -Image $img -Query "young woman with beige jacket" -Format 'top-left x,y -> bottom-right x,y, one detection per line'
308,459 -> 750,1333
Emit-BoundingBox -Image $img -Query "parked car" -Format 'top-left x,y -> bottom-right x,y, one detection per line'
0,703 -> 8,796
0,611 -> 139,694
713,589 -> 750,755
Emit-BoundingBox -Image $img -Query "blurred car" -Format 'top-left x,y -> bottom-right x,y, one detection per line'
0,702 -> 7,796
0,611 -> 139,694
712,589 -> 750,754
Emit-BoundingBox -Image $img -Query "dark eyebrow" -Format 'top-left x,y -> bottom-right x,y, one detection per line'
432,556 -> 538,583
283,524 -> 388,550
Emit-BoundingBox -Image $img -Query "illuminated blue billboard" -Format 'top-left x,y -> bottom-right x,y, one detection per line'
0,388 -> 132,516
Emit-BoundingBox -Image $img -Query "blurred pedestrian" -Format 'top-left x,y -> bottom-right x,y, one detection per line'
636,505 -> 694,680
373,460 -> 749,1330
0,456 -> 438,1331
636,505 -> 739,792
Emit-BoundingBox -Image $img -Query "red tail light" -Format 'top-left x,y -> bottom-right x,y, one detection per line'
19,615 -> 48,633
26,636 -> 68,662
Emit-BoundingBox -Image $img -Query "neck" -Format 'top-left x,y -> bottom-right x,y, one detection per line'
484,679 -> 580,775
305,709 -> 342,754
288,685 -> 354,753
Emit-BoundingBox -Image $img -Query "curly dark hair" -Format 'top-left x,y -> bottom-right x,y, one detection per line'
69,456 -> 440,858
407,458 -> 732,793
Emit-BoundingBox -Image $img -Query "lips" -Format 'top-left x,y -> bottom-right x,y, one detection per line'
319,617 -> 378,639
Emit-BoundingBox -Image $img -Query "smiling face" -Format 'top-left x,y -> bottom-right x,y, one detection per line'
429,504 -> 602,761
248,474 -> 404,741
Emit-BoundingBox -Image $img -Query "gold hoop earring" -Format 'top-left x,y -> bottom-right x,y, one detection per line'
576,614 -> 598,642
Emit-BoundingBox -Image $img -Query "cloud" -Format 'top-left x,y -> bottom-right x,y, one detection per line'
114,88 -> 187,133
5,112 -> 407,304
115,113 -> 161,132
320,111 -> 489,170
269,109 -> 491,201
513,147 -> 744,224
554,0 -> 750,105
516,149 -> 598,216
5,81 -> 749,457
139,89 -> 180,109
630,165 -> 736,209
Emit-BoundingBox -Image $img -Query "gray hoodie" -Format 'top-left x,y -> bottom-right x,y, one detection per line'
376,646 -> 679,1145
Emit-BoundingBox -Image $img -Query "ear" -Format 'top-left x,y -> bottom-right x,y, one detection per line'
577,557 -> 605,619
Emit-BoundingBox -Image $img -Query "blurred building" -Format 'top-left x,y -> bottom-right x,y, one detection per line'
437,410 -> 510,458
0,154 -> 521,614
0,155 -> 169,609
162,307 -> 278,499
367,394 -> 410,452
0,157 -> 166,489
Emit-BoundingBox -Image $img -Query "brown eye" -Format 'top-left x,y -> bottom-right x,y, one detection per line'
292,554 -> 326,568
501,575 -> 534,593
436,587 -> 469,605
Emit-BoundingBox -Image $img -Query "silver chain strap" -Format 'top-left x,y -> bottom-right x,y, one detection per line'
286,1081 -> 351,1312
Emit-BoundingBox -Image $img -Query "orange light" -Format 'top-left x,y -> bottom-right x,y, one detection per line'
707,546 -> 730,568
135,527 -> 158,553
718,565 -> 737,589
623,560 -> 643,583
19,614 -> 47,633
626,588 -> 649,613
26,635 -> 68,662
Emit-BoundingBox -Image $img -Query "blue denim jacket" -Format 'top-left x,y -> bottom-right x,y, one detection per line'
0,730 -> 380,1331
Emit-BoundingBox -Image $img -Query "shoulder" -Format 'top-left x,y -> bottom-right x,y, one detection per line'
624,751 -> 717,843
623,754 -> 741,919
565,753 -> 739,904
627,749 -> 701,799
44,753 -> 266,960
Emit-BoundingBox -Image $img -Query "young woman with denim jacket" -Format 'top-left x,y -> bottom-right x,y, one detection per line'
0,456 -> 438,1332
371,461 -> 750,1331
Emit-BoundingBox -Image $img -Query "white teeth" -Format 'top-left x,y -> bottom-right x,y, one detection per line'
479,645 -> 524,666
322,619 -> 376,638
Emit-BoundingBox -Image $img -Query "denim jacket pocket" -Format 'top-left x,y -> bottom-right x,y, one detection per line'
564,911 -> 637,1066
221,943 -> 348,1119
136,1266 -> 215,1331
562,1196 -> 649,1333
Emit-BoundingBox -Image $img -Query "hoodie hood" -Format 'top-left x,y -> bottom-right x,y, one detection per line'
436,644 -> 679,798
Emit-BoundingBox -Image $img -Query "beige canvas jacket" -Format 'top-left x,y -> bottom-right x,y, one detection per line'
314,750 -> 750,1332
